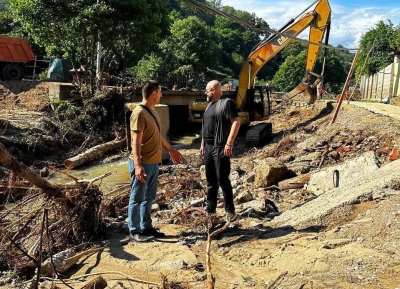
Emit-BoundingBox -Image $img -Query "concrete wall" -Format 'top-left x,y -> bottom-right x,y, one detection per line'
361,62 -> 400,100
48,82 -> 75,100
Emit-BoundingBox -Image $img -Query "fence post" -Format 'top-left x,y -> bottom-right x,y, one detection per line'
32,55 -> 37,80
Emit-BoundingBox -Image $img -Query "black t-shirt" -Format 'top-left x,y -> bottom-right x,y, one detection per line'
203,99 -> 238,141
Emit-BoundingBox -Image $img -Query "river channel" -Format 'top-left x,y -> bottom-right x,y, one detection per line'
48,130 -> 199,193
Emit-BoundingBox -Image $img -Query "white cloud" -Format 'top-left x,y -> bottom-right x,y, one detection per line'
220,0 -> 400,48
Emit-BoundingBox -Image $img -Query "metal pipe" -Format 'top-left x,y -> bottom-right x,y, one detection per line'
248,61 -> 252,89
96,0 -> 101,80
331,48 -> 361,124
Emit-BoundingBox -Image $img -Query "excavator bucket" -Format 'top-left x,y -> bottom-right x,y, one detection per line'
282,81 -> 318,105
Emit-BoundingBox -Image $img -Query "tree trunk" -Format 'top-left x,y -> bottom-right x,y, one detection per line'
0,142 -> 54,190
64,138 -> 126,169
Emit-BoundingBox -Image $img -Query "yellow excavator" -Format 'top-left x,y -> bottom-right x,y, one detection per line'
186,0 -> 331,145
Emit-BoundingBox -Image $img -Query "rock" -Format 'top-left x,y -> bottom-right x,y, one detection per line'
230,170 -> 240,180
308,151 -> 379,195
236,191 -> 254,203
190,198 -> 205,207
244,172 -> 255,183
254,158 -> 288,187
151,203 -> 160,212
40,167 -> 49,177
200,165 -> 206,180
241,158 -> 255,172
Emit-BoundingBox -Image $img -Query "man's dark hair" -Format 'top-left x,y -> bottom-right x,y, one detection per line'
142,80 -> 160,98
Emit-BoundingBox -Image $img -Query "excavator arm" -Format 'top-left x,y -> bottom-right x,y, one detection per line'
237,0 -> 331,110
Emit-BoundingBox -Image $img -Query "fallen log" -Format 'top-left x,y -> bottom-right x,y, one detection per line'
0,141 -> 54,190
278,173 -> 311,190
64,138 -> 126,169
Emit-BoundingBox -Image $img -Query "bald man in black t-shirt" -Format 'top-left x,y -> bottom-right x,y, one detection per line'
200,80 -> 240,222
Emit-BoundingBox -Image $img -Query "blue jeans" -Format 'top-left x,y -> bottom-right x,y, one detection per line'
127,160 -> 159,234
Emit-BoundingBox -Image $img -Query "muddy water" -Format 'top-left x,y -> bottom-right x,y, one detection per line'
48,160 -> 131,193
48,134 -> 197,193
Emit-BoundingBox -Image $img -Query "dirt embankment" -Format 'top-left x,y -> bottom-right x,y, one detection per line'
1,82 -> 400,289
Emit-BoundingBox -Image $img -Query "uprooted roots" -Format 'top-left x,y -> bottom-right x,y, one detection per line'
0,184 -> 106,280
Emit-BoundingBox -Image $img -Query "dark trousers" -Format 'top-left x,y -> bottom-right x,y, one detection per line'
204,143 -> 235,213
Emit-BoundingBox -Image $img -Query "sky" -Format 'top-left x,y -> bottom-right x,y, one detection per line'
219,0 -> 400,49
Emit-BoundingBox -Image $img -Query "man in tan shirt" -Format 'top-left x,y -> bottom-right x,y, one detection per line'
127,80 -> 182,243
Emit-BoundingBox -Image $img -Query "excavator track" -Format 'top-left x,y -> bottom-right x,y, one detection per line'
245,122 -> 272,146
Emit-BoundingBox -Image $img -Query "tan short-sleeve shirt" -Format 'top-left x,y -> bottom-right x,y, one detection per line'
129,105 -> 162,164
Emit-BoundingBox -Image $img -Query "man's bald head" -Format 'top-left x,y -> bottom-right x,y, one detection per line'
205,80 -> 222,102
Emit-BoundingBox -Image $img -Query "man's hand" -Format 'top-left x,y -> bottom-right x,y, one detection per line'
199,146 -> 205,157
169,148 -> 183,164
224,144 -> 233,157
135,165 -> 146,183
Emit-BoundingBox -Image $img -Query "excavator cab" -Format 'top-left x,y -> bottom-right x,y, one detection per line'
245,85 -> 271,121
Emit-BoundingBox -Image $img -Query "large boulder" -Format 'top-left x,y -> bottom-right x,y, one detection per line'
254,158 -> 288,187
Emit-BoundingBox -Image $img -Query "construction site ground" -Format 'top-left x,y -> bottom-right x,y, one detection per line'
1,81 -> 400,289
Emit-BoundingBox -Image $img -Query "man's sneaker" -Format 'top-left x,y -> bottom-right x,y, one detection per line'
131,233 -> 155,242
120,233 -> 154,244
225,212 -> 238,222
142,227 -> 166,238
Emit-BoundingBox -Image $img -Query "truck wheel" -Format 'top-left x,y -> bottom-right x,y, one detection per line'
3,64 -> 24,80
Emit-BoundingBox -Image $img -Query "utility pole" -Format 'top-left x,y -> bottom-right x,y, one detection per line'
96,0 -> 101,82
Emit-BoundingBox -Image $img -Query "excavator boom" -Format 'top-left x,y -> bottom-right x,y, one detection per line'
186,0 -> 331,145
237,0 -> 331,110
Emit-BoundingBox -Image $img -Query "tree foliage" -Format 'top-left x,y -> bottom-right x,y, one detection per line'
356,20 -> 398,78
9,0 -> 169,76
9,0 -> 394,93
272,48 -> 347,94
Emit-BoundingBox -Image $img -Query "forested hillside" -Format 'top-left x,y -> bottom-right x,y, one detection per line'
1,0 -> 399,94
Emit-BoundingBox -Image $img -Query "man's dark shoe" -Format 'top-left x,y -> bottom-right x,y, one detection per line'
204,205 -> 216,214
120,233 -> 154,244
225,212 -> 239,222
142,227 -> 166,238
131,233 -> 155,242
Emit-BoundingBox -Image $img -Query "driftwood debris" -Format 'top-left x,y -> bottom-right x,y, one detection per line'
40,247 -> 104,277
278,173 -> 311,190
0,141 -> 105,283
64,138 -> 126,169
206,222 -> 229,289
80,275 -> 107,289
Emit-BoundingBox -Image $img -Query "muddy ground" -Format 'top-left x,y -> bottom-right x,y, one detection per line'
0,81 -> 400,289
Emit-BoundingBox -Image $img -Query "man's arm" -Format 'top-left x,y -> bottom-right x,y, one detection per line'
161,135 -> 183,164
131,130 -> 146,183
224,117 -> 240,157
227,117 -> 240,145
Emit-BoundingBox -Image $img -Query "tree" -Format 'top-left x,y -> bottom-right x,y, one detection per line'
128,53 -> 164,81
159,16 -> 219,78
356,20 -> 397,78
9,0 -> 169,80
272,52 -> 306,92
272,49 -> 347,94
212,6 -> 264,78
